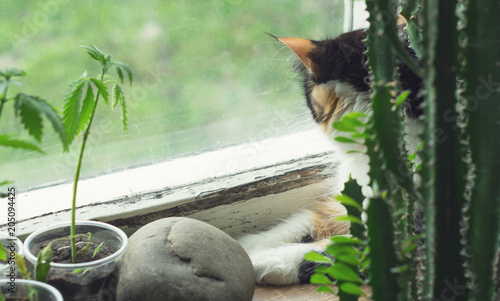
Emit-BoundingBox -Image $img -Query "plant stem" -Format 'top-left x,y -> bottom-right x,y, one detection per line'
70,73 -> 104,263
0,81 -> 9,122
0,101 -> 5,122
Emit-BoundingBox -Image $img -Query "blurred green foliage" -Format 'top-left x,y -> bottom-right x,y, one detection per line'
0,0 -> 344,189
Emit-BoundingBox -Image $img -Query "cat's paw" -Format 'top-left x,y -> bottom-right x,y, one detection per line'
248,243 -> 324,285
250,248 -> 301,285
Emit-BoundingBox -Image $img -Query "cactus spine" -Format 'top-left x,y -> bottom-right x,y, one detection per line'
462,0 -> 500,299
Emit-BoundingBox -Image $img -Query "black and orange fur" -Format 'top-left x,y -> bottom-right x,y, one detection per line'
238,27 -> 424,285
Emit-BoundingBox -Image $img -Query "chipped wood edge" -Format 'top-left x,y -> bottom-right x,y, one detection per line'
1,129 -> 339,239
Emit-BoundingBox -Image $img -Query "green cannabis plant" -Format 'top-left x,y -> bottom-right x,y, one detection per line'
0,68 -> 67,196
62,44 -> 132,263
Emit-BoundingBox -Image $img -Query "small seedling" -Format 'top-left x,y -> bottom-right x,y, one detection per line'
92,242 -> 105,260
76,232 -> 92,256
62,44 -> 132,263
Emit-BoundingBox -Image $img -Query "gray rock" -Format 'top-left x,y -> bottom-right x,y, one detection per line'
117,217 -> 255,301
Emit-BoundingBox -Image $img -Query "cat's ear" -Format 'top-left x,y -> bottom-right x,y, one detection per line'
271,35 -> 322,78
276,37 -> 315,69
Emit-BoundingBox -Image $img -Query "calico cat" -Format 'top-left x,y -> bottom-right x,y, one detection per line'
237,27 -> 424,285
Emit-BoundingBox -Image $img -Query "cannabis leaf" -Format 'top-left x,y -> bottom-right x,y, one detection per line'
15,94 -> 42,140
112,64 -> 124,84
63,74 -> 116,147
111,61 -> 133,86
63,75 -> 87,146
14,93 -> 67,148
112,83 -> 128,133
78,85 -> 96,133
90,78 -> 109,104
0,68 -> 26,79
0,134 -> 43,153
81,44 -> 105,64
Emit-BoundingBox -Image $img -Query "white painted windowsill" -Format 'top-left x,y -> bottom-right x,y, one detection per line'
1,129 -> 340,239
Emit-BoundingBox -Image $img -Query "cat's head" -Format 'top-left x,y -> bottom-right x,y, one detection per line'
273,28 -> 423,134
273,30 -> 372,134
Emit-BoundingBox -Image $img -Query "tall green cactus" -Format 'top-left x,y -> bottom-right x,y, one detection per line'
363,0 -> 498,299
364,0 -> 415,299
462,0 -> 500,300
312,0 -> 500,300
365,0 -> 417,199
420,0 -> 467,300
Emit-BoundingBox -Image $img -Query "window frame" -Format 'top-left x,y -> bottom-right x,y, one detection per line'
1,3 -> 369,238
1,129 -> 338,238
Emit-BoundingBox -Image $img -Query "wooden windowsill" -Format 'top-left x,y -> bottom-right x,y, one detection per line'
1,129 -> 339,239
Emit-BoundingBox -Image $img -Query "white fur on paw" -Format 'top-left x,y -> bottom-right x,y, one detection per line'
250,249 -> 300,285
248,244 -> 323,286
237,210 -> 314,254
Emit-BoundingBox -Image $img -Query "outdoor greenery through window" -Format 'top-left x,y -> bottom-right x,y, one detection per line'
0,1 -> 345,190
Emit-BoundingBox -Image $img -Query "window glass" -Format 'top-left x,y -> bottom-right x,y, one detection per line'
0,1 -> 345,190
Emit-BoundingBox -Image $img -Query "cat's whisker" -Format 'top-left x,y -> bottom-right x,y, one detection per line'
252,41 -> 283,49
268,45 -> 293,65
277,113 -> 313,134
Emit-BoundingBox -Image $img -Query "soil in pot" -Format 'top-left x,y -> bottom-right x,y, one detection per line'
36,235 -> 120,301
44,235 -> 116,263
